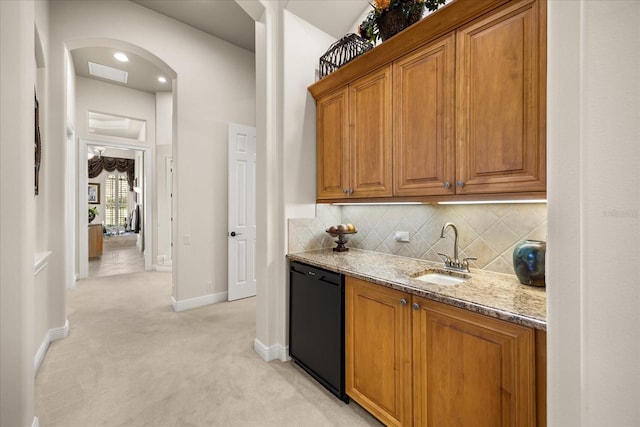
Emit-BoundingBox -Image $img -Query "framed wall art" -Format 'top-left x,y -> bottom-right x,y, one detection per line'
35,91 -> 41,195
88,183 -> 100,204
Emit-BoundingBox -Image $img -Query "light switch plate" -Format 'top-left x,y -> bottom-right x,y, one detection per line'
395,231 -> 410,242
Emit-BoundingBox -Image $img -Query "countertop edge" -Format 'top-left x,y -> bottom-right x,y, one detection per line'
288,250 -> 547,331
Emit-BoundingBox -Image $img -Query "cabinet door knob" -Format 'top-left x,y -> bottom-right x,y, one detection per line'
457,180 -> 464,188
400,298 -> 407,306
443,181 -> 451,189
349,189 -> 354,194
343,189 -> 348,193
412,302 -> 420,310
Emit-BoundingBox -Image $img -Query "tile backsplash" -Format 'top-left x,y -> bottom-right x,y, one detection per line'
288,203 -> 547,276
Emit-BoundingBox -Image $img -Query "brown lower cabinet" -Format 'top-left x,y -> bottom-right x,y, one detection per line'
346,276 -> 545,426
88,223 -> 103,260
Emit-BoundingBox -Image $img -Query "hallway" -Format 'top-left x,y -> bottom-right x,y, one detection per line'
89,235 -> 145,278
35,271 -> 379,427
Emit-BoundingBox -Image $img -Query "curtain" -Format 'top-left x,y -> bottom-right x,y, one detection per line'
88,157 -> 135,191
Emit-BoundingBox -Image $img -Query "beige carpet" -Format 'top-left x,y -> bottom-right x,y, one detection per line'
35,271 -> 381,427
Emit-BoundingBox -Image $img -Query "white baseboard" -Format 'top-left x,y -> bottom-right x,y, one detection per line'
154,264 -> 172,272
32,416 -> 39,427
254,338 -> 290,362
170,291 -> 227,312
34,320 -> 69,374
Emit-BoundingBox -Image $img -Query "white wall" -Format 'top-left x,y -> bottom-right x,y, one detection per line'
0,2 -> 37,426
254,3 -> 337,360
254,1 -> 282,359
64,46 -> 77,291
35,17 -> 49,255
49,0 -> 255,306
75,76 -> 156,147
33,0 -> 58,382
283,10 -> 335,220
155,92 -> 173,267
547,0 -> 640,425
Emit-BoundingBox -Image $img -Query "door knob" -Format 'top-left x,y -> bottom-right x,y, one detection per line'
412,302 -> 420,310
229,231 -> 242,237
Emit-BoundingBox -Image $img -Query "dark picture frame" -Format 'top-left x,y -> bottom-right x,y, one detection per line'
35,91 -> 41,195
88,183 -> 100,204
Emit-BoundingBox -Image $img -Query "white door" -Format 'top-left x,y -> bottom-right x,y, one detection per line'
228,123 -> 256,301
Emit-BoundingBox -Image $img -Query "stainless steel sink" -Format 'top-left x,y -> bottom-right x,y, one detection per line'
410,269 -> 469,286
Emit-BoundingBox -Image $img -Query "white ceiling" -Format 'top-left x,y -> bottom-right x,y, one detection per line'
132,0 -> 369,52
285,0 -> 369,39
131,0 -> 257,52
71,46 -> 172,93
72,0 -> 369,94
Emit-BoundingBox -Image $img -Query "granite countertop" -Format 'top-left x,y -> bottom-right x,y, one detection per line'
287,248 -> 547,330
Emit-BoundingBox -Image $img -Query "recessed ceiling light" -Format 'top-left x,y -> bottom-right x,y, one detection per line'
158,76 -> 167,83
113,52 -> 129,62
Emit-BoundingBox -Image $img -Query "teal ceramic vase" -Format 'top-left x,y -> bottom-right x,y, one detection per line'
512,240 -> 546,287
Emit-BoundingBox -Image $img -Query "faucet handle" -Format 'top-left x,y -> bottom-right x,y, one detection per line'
437,252 -> 452,266
461,257 -> 477,269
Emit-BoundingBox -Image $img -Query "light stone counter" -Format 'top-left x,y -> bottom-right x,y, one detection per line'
288,248 -> 546,330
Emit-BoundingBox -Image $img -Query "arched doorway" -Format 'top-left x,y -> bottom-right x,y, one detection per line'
65,39 -> 176,287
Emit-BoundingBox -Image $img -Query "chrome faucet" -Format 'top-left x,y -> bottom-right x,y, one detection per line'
437,222 -> 476,273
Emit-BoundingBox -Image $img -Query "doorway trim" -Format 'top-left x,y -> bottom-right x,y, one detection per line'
78,138 -> 153,278
65,126 -> 76,287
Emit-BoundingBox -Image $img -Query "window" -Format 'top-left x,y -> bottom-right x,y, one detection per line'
105,174 -> 129,229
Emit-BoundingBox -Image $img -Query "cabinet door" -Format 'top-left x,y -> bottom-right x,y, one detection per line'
349,66 -> 393,198
456,0 -> 546,195
88,224 -> 102,259
346,277 -> 411,426
317,87 -> 349,199
394,33 -> 455,197
413,297 -> 536,427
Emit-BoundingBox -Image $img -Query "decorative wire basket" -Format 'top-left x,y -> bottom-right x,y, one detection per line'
319,34 -> 373,79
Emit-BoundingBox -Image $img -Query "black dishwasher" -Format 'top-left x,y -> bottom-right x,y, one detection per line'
289,261 -> 348,403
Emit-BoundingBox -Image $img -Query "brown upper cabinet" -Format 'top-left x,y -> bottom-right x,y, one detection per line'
310,0 -> 546,203
316,66 -> 393,199
393,33 -> 456,197
316,87 -> 349,199
455,0 -> 546,195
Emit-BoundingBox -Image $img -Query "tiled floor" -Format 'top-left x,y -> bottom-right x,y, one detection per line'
89,236 -> 145,278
